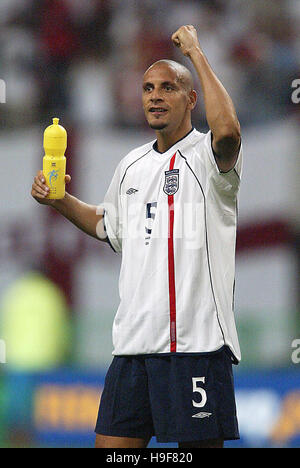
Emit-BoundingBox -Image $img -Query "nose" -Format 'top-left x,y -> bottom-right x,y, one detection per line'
150,88 -> 164,103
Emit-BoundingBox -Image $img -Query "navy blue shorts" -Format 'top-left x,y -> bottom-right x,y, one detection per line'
95,346 -> 239,443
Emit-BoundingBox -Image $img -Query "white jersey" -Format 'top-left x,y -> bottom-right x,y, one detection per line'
102,128 -> 242,362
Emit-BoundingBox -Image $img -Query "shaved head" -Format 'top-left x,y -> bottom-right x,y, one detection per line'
142,58 -> 197,135
144,60 -> 194,93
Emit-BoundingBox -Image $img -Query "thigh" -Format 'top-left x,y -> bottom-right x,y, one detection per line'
95,434 -> 150,448
95,356 -> 154,440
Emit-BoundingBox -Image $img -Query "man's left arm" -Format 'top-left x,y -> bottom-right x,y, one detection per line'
172,25 -> 241,173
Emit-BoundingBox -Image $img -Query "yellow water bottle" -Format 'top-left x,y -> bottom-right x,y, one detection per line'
43,117 -> 67,199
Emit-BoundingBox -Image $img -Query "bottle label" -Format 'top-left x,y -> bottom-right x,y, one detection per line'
47,169 -> 60,189
43,155 -> 66,199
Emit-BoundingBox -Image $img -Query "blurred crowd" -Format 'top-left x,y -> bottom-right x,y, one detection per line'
0,0 -> 300,130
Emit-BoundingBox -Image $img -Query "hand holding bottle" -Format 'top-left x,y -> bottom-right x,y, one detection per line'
31,170 -> 71,206
32,117 -> 70,205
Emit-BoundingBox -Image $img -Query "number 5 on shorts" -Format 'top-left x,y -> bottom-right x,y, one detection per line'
192,377 -> 207,408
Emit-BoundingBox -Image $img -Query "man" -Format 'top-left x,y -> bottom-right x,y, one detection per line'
31,25 -> 242,448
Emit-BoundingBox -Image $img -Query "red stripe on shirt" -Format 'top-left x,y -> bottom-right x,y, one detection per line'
168,153 -> 177,352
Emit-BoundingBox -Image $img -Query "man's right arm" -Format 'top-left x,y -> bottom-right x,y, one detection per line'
31,170 -> 108,242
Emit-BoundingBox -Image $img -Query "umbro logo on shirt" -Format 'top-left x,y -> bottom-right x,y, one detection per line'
126,188 -> 139,195
192,411 -> 212,419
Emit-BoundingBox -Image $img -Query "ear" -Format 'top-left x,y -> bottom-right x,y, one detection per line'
188,89 -> 197,110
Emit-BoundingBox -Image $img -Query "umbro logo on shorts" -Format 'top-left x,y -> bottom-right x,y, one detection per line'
192,411 -> 212,419
126,188 -> 139,195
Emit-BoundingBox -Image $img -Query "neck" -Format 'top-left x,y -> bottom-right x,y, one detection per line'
155,123 -> 193,153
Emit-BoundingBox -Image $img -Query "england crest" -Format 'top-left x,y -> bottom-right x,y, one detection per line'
163,169 -> 179,195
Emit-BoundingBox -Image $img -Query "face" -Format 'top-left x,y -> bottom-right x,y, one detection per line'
142,63 -> 194,132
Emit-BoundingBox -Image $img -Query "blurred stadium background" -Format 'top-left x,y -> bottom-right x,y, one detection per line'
0,0 -> 300,448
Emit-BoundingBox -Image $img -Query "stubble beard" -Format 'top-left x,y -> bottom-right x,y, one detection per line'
149,121 -> 168,130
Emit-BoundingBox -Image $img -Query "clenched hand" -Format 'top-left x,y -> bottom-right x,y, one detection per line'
171,25 -> 201,57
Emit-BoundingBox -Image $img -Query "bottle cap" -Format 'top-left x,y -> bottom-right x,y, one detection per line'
43,117 -> 67,157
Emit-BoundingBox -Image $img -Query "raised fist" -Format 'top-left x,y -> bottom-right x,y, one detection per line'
171,25 -> 200,57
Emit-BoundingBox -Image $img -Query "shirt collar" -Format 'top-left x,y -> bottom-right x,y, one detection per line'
152,127 -> 196,157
